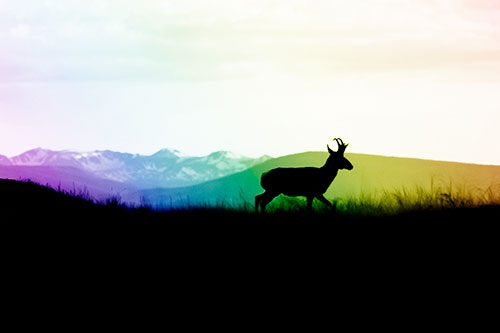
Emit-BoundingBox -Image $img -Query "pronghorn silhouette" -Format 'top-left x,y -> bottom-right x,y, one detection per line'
255,138 -> 353,212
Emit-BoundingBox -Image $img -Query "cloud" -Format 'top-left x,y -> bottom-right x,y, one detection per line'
9,24 -> 31,38
1,0 -> 500,82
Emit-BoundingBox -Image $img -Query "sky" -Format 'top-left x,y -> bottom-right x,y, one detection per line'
1,0 -> 500,164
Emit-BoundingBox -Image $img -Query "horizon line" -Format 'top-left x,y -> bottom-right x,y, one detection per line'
1,146 -> 499,167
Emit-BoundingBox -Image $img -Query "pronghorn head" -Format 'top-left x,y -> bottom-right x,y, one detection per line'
326,138 -> 353,171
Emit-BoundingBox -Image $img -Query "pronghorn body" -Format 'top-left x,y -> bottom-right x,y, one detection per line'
255,139 -> 353,212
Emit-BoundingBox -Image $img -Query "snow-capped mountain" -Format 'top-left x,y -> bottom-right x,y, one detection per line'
4,148 -> 271,189
0,154 -> 11,166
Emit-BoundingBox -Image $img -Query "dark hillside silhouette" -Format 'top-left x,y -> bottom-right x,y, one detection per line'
1,178 -> 499,225
0,178 -> 106,220
3,179 -> 499,289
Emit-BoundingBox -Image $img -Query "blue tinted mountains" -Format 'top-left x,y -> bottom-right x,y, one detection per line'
0,148 -> 270,202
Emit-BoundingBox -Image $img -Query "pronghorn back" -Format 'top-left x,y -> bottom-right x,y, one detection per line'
260,167 -> 330,196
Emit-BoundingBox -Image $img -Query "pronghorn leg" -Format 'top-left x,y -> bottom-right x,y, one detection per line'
257,192 -> 278,212
306,196 -> 314,211
316,194 -> 334,209
255,193 -> 264,212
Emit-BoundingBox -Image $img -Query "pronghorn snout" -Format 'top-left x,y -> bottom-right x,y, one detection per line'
344,159 -> 354,170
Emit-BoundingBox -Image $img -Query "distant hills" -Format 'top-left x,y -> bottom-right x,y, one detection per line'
139,152 -> 500,208
1,149 -> 499,207
0,148 -> 270,202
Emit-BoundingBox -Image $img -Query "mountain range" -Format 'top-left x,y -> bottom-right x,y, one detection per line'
0,148 -> 270,202
1,148 -> 499,208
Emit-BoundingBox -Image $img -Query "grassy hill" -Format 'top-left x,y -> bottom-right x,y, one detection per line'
0,165 -> 138,202
2,176 -> 499,219
1,152 -> 499,221
4,177 -> 499,291
140,152 -> 500,209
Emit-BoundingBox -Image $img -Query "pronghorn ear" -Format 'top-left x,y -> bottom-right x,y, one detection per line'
327,144 -> 335,154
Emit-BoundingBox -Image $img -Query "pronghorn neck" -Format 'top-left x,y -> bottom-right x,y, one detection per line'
320,157 -> 339,172
319,163 -> 339,181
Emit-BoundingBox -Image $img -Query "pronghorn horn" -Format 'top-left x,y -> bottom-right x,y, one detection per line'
333,138 -> 348,153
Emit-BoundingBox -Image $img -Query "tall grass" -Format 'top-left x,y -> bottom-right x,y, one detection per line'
234,181 -> 500,218
364,184 -> 494,217
8,178 -> 499,220
62,178 -> 500,217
